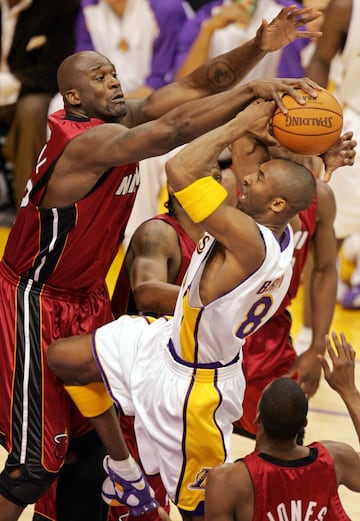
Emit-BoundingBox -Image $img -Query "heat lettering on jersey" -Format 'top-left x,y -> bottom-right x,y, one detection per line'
115,167 -> 140,195
266,500 -> 327,521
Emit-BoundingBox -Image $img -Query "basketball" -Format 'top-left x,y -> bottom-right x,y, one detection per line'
271,88 -> 343,155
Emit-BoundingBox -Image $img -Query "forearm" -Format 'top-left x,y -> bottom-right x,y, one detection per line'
156,83 -> 254,153
142,61 -> 257,123
165,116 -> 245,190
133,282 -> 180,315
187,34 -> 266,92
91,406 -> 130,460
339,388 -> 360,443
309,268 -> 337,353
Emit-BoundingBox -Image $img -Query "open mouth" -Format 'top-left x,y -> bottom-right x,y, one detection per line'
237,184 -> 246,201
111,93 -> 125,103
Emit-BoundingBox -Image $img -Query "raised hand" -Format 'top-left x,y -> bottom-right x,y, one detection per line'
288,349 -> 322,399
234,99 -> 279,147
319,332 -> 357,397
321,131 -> 357,182
256,5 -> 323,53
319,332 -> 360,443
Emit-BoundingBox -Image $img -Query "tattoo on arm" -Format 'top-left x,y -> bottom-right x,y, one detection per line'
207,61 -> 236,88
142,230 -> 169,256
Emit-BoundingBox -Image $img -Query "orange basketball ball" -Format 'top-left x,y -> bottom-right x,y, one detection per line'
271,88 -> 343,155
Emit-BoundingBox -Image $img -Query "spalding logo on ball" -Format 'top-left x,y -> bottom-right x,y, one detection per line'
271,88 -> 343,155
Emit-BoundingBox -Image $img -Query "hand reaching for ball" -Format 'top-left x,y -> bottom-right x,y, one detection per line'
249,77 -> 321,115
321,131 -> 357,183
235,99 -> 279,148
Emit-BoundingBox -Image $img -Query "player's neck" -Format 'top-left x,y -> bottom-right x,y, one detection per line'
256,437 -> 309,461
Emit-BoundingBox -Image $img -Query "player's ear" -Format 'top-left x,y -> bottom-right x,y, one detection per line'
269,197 -> 286,213
65,88 -> 81,106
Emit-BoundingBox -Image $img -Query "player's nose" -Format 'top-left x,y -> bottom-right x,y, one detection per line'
108,75 -> 121,88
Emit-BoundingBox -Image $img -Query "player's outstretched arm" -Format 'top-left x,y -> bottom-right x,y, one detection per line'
164,99 -> 277,269
319,332 -> 360,493
138,5 -> 323,121
319,332 -> 360,443
288,181 -> 337,399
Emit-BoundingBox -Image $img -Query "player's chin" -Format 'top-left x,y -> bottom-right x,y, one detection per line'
236,199 -> 247,212
108,101 -> 127,119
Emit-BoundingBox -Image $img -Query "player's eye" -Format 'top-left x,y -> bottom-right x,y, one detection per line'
257,170 -> 264,182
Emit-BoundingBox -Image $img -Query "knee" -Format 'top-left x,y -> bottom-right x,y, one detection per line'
47,335 -> 96,385
47,339 -> 65,379
47,338 -> 82,384
0,465 -> 57,507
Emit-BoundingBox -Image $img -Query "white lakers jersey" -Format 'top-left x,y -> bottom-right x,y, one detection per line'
170,223 -> 294,366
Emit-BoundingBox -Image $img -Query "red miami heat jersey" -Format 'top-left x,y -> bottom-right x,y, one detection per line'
243,442 -> 351,520
111,213 -> 196,317
282,189 -> 318,310
3,109 -> 140,292
0,110 -> 140,520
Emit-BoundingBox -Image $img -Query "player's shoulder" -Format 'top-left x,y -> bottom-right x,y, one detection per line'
136,216 -> 178,236
319,439 -> 357,463
207,460 -> 252,498
132,217 -> 180,251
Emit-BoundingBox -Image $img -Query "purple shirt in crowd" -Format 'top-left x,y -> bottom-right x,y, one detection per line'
74,0 -> 187,90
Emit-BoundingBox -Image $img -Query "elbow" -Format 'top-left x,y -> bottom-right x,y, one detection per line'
165,157 -> 182,190
133,286 -> 156,313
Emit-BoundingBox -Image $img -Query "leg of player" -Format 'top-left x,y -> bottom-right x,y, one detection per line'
47,335 -> 159,516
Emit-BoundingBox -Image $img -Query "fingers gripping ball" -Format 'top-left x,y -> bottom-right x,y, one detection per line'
271,89 -> 343,155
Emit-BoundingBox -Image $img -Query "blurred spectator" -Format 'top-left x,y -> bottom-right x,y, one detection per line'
75,0 -> 186,98
339,233 -> 360,309
0,0 -> 80,211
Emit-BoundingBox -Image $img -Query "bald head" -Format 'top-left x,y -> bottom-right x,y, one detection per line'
272,159 -> 316,216
56,51 -> 126,121
57,51 -> 111,95
262,158 -> 316,219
